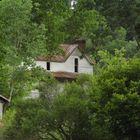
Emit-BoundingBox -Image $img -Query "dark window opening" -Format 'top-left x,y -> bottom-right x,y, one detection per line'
74,58 -> 78,72
47,62 -> 50,70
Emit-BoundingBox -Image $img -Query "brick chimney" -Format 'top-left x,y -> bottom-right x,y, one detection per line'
74,38 -> 86,50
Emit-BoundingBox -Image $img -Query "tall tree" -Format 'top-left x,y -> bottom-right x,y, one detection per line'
32,0 -> 71,54
95,0 -> 140,49
90,49 -> 140,140
0,0 -> 46,100
63,0 -> 109,55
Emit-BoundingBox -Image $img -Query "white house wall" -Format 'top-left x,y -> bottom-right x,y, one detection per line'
36,48 -> 93,74
0,102 -> 3,120
36,61 -> 47,69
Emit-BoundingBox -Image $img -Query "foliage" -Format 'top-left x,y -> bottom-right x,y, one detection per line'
0,0 -> 47,102
106,93 -> 140,140
64,0 -> 109,53
36,69 -> 59,102
32,0 -> 71,54
102,27 -> 138,58
90,50 -> 140,140
95,0 -> 140,49
3,49 -> 140,140
1,0 -> 140,140
3,75 -> 92,140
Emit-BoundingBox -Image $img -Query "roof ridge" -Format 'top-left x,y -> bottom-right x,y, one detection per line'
36,44 -> 95,64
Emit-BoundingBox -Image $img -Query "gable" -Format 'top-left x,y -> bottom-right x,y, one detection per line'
71,48 -> 95,65
71,47 -> 82,56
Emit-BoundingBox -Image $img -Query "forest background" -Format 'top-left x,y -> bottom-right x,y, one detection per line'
0,0 -> 140,140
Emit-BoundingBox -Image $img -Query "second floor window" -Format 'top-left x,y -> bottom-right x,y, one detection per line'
46,62 -> 50,70
74,58 -> 78,72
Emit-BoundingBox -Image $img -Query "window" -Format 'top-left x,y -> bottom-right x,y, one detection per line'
46,62 -> 50,70
74,58 -> 78,72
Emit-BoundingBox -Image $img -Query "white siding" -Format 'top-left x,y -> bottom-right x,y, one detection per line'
0,102 -> 3,120
35,48 -> 93,74
36,61 -> 46,69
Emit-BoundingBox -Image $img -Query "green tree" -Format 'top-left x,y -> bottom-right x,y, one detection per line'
0,0 -> 46,101
32,0 -> 71,54
3,75 -> 93,140
63,0 -> 116,57
2,71 -> 58,140
95,0 -> 140,49
106,93 -> 140,140
90,49 -> 140,140
102,27 -> 138,58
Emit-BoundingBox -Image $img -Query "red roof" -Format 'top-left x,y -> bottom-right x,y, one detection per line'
37,44 -> 95,65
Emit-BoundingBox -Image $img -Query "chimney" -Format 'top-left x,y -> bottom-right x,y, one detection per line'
74,38 -> 86,50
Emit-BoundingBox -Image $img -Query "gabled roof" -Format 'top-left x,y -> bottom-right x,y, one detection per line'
37,44 -> 95,65
0,95 -> 9,103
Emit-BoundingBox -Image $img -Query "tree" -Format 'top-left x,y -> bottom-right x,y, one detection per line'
3,75 -> 93,140
95,0 -> 140,49
2,71 -> 58,140
0,0 -> 46,101
90,49 -> 140,140
1,1 -> 140,140
102,27 -> 138,58
3,49 -> 140,140
106,93 -> 140,140
32,0 -> 71,54
63,3 -> 109,57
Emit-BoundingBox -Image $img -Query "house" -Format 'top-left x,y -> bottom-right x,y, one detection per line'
35,39 -> 95,80
0,95 -> 9,120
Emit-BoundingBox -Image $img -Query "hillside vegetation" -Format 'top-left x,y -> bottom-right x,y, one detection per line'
0,0 -> 140,140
